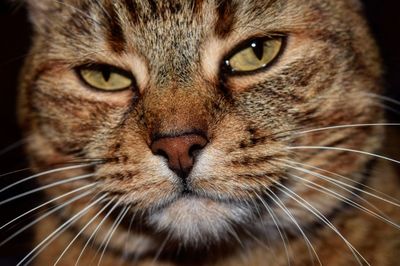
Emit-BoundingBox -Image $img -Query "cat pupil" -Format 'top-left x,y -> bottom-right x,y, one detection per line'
251,39 -> 264,60
101,68 -> 111,82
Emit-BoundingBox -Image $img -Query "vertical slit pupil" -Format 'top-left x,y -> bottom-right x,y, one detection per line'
102,67 -> 111,82
251,39 -> 264,61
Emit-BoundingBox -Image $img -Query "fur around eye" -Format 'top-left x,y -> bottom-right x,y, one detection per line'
77,65 -> 133,91
225,37 -> 283,74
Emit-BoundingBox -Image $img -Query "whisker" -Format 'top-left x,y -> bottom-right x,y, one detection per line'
274,160 -> 395,223
75,198 -> 124,266
364,92 -> 400,107
0,183 -> 96,230
54,197 -> 116,265
120,211 -> 137,264
287,146 -> 400,165
294,123 -> 400,136
288,173 -> 400,230
17,194 -> 107,266
97,205 -> 130,266
151,231 -> 172,266
0,163 -> 96,194
0,173 -> 95,206
275,183 -> 370,266
254,193 -> 292,266
258,187 -> 321,266
0,188 -> 96,247
0,168 -> 30,178
0,139 -> 26,157
276,158 -> 400,207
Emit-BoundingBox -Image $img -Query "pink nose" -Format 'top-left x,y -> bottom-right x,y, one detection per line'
150,134 -> 208,179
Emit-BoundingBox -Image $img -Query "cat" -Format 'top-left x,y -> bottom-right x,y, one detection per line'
8,0 -> 400,265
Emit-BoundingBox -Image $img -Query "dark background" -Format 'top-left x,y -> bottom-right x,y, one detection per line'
0,0 -> 399,264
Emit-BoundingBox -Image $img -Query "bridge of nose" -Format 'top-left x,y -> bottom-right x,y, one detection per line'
142,84 -> 211,137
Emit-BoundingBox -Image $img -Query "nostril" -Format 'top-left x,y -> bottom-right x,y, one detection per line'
188,143 -> 206,158
155,148 -> 169,160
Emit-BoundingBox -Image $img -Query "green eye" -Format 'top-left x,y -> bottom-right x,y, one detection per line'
78,65 -> 133,91
225,37 -> 283,74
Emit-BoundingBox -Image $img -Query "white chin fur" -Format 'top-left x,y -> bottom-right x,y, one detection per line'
148,197 -> 250,246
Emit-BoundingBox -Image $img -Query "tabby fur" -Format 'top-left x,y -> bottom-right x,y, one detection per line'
16,0 -> 400,265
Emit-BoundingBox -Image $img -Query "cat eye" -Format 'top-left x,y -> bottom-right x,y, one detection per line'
224,37 -> 283,74
77,65 -> 133,91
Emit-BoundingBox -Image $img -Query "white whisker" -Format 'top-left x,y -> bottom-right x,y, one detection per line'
289,173 -> 400,230
0,173 -> 95,206
0,163 -> 95,194
0,189 -> 96,247
0,183 -> 96,230
295,123 -> 400,135
75,198 -> 124,266
54,197 -> 116,265
255,193 -> 292,266
258,186 -> 321,266
97,206 -> 130,266
17,194 -> 107,266
277,158 -> 400,207
0,168 -> 30,178
0,139 -> 26,157
275,183 -> 370,266
287,146 -> 400,165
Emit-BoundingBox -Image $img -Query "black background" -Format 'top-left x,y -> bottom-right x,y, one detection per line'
0,0 -> 399,263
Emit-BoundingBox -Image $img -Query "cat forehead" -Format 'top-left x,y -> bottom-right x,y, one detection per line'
27,0 -> 361,37
26,0 -> 363,78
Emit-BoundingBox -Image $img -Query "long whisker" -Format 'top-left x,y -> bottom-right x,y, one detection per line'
275,160 -> 394,220
287,146 -> 400,165
54,197 -> 116,265
275,183 -> 370,266
254,193 -> 292,266
0,168 -> 30,178
276,158 -> 400,207
75,198 -> 124,266
120,211 -> 137,263
97,205 -> 130,266
0,139 -> 26,157
259,186 -> 321,266
288,173 -> 400,230
364,92 -> 400,107
0,163 -> 95,194
278,161 -> 400,226
151,231 -> 172,266
0,188 -> 97,247
0,173 -> 95,206
17,194 -> 107,266
0,183 -> 96,230
294,123 -> 400,136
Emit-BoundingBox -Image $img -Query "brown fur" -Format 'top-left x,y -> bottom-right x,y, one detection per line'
15,0 -> 400,265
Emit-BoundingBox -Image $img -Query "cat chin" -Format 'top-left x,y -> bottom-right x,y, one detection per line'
147,197 -> 251,246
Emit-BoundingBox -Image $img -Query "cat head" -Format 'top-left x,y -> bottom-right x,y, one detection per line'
19,0 -> 383,248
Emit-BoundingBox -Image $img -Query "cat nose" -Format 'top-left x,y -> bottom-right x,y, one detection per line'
151,134 -> 208,180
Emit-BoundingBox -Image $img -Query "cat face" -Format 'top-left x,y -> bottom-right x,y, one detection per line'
20,0 -> 383,247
